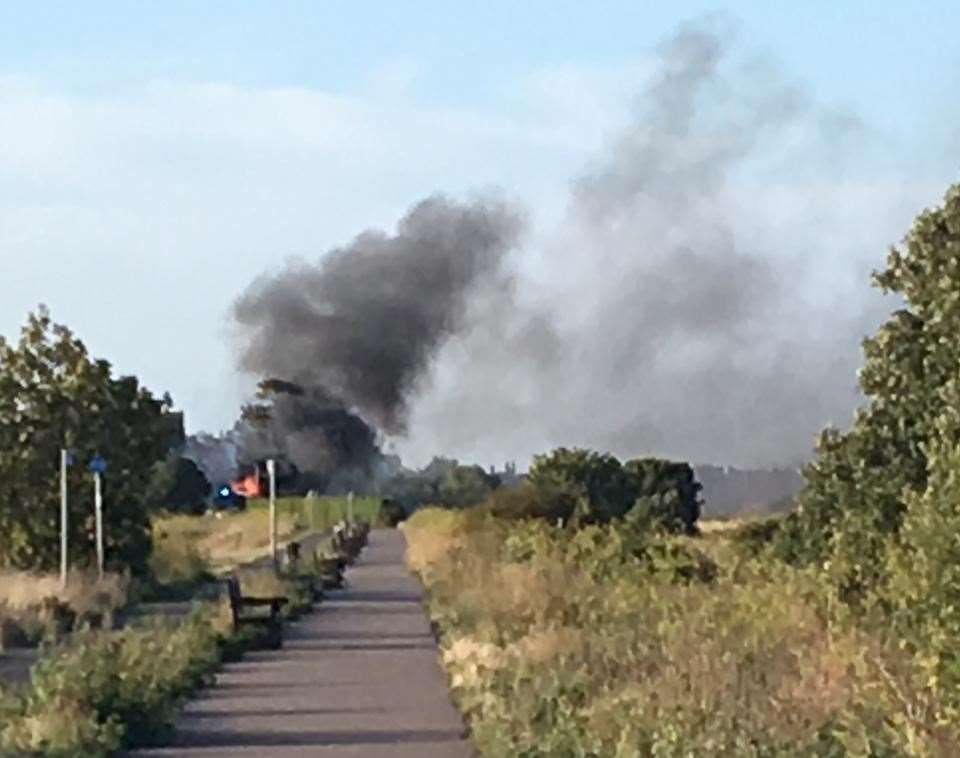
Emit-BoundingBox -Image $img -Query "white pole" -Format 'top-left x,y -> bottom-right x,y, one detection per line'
347,490 -> 354,523
60,450 -> 68,588
267,459 -> 277,569
94,471 -> 104,579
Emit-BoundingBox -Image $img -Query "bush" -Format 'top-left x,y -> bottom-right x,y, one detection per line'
882,423 -> 960,718
378,498 -> 407,527
438,465 -> 500,508
523,447 -> 702,532
0,610 -> 224,755
527,448 -> 630,523
480,483 -> 561,522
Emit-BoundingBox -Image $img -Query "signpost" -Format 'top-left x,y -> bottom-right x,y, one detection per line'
267,459 -> 277,570
60,449 -> 73,588
89,455 -> 108,578
347,490 -> 354,523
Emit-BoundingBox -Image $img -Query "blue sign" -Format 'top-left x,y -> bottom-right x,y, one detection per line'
88,455 -> 108,474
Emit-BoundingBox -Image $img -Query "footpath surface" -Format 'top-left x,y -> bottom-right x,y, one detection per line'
136,529 -> 472,757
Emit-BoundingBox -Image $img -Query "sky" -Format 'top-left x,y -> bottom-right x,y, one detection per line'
1,2 -> 958,468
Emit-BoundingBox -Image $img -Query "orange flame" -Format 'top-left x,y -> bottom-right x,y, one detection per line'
231,470 -> 263,498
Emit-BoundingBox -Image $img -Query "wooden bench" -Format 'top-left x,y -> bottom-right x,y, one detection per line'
285,542 -> 323,603
314,554 -> 346,590
225,576 -> 287,650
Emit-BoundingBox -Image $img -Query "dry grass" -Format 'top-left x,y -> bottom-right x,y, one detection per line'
406,507 -> 960,756
697,518 -> 745,533
153,495 -> 382,575
153,508 -> 303,572
401,507 -> 468,577
0,570 -> 127,615
0,570 -> 129,648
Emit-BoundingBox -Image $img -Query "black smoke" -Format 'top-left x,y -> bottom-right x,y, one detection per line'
219,196 -> 524,490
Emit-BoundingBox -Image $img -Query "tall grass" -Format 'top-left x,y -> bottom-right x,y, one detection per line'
152,497 -> 380,579
405,508 -> 960,756
246,495 -> 382,532
149,495 -> 381,590
0,571 -> 128,648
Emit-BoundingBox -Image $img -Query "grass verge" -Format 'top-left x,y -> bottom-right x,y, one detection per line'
404,507 -> 960,756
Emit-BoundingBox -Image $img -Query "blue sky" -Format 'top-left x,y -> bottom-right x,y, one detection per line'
1,2 -> 958,466
2,2 -> 956,126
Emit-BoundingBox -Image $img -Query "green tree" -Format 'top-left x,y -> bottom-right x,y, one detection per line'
0,308 -> 175,573
774,184 -> 960,595
528,447 -> 631,523
144,454 -> 211,514
525,448 -> 702,530
622,458 -> 702,534
438,464 -> 500,508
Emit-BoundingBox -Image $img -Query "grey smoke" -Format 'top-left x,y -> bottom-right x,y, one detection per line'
229,18 -> 920,474
400,18 -> 899,468
234,196 -> 525,435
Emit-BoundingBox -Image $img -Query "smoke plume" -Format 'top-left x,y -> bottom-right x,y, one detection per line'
400,18 -> 895,468
225,17 -> 918,478
222,196 -> 523,489
234,196 -> 524,435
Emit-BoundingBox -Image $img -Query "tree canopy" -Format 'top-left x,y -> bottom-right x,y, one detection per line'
0,307 -> 177,573
526,447 -> 701,532
775,184 -> 960,594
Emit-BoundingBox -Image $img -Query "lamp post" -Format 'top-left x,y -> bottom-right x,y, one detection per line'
88,455 -> 108,578
267,459 -> 277,570
60,449 -> 72,587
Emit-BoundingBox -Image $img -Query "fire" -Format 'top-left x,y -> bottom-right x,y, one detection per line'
231,469 -> 264,498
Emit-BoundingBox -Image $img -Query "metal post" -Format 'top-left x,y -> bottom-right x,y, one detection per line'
60,450 -> 69,588
94,471 -> 104,579
308,491 -> 317,532
347,490 -> 354,523
267,459 -> 277,569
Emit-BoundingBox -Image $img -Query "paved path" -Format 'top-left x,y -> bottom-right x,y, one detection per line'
137,529 -> 472,757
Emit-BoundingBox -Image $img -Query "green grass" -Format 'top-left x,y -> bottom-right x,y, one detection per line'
150,496 -> 381,583
245,495 -> 381,533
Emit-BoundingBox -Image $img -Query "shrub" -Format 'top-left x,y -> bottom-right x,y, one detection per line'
407,510 -> 960,756
0,610 -> 223,755
527,447 -> 631,523
144,529 -> 215,601
623,458 -> 702,533
524,447 -> 702,532
378,498 -> 407,527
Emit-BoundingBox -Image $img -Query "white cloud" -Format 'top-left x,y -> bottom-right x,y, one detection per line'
0,69 -> 627,433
